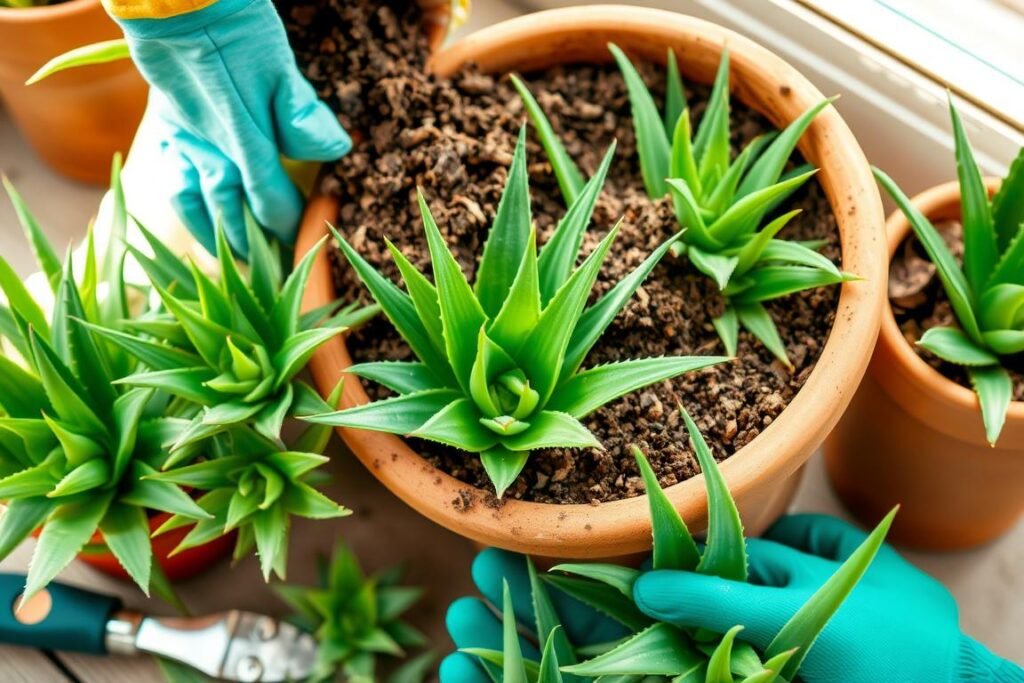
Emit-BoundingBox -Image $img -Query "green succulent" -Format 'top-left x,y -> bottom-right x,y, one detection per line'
875,97 -> 1024,445
27,39 -> 131,85
274,541 -> 433,683
466,406 -> 895,682
141,392 -> 350,581
91,214 -> 375,465
305,127 -> 725,497
0,163 -> 209,602
513,46 -> 855,367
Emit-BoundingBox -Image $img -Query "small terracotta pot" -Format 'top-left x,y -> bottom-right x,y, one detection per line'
825,179 -> 1024,551
0,0 -> 147,184
76,513 -> 235,583
297,6 -> 885,560
33,512 -> 235,583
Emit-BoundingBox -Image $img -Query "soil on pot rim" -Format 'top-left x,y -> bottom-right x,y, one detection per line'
891,224 -> 1024,400
284,0 -> 842,505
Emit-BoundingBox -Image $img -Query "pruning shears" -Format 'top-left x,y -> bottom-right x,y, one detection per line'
0,573 -> 316,682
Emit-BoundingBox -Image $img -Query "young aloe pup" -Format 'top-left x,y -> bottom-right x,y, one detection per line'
513,47 -> 855,367
875,98 -> 1024,445
274,541 -> 434,683
452,406 -> 896,682
306,128 -> 726,497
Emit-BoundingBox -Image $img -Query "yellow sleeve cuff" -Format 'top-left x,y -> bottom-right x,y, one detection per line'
102,0 -> 221,21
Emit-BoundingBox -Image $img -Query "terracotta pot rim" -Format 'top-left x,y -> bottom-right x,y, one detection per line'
298,5 -> 886,556
878,178 -> 1024,420
0,0 -> 98,22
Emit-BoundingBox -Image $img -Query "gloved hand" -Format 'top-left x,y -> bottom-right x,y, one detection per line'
634,514 -> 1024,683
115,0 -> 351,256
440,547 -> 627,682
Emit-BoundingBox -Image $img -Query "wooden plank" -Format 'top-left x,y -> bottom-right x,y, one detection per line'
0,645 -> 71,682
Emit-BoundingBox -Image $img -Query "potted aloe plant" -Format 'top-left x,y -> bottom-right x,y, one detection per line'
0,164 -> 227,601
0,160 -> 366,599
296,5 -> 885,561
459,408 -> 894,681
826,98 -> 1024,551
514,47 -> 855,367
306,129 -> 723,497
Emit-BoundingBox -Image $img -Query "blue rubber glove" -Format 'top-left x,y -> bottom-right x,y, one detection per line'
441,547 -> 627,682
634,514 -> 1024,683
116,0 -> 351,256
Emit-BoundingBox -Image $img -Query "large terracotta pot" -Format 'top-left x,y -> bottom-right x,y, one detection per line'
0,0 -> 147,184
825,179 -> 1024,551
297,6 -> 886,560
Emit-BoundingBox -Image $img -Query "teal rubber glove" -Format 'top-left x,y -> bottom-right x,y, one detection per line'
116,0 -> 350,256
441,547 -> 627,682
634,514 -> 1024,683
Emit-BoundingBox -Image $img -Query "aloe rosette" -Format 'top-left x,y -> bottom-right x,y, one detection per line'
306,127 -> 725,496
876,98 -> 1024,445
514,47 -> 855,367
140,385 -> 351,581
84,215 -> 366,581
91,214 -> 376,465
275,541 -> 434,683
467,407 -> 895,682
0,164 -> 209,602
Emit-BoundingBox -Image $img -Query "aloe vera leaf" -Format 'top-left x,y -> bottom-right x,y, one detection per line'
949,97 -> 997,295
766,507 -> 898,679
610,43 -> 671,198
917,327 -> 999,366
681,407 -> 746,581
968,365 -> 1013,445
480,446 -> 531,499
511,75 -> 586,206
633,446 -> 700,571
874,167 -> 983,344
26,39 -> 130,85
991,146 -> 1024,252
477,127 -> 533,317
737,302 -> 792,369
561,623 -> 701,677
737,98 -> 833,198
664,49 -> 687,139
711,307 -> 739,358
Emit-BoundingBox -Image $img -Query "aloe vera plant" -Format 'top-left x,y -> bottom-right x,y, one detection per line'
141,405 -> 351,581
0,163 -> 209,602
875,98 -> 1024,445
94,216 -> 374,463
466,406 -> 896,681
274,541 -> 433,683
95,218 -> 367,581
305,127 -> 725,497
513,47 -> 855,367
1,160 -> 365,590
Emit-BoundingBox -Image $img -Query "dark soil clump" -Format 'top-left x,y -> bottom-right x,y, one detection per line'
891,223 -> 1024,400
283,0 -> 843,504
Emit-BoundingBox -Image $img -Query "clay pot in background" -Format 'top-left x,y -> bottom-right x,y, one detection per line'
826,179 -> 1024,552
298,6 -> 886,561
0,0 -> 147,184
